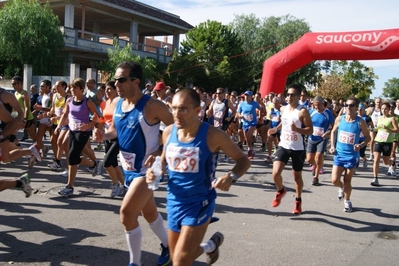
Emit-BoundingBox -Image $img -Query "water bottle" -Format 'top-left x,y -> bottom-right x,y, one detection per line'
148,156 -> 162,190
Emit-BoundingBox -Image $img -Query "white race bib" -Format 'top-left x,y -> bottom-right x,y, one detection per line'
339,131 -> 355,145
313,126 -> 324,136
167,146 -> 199,173
376,131 -> 389,142
119,151 -> 136,171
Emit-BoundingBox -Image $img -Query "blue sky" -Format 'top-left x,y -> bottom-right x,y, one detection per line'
144,0 -> 399,98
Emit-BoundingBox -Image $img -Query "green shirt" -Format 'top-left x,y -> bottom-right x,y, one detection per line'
15,90 -> 34,120
375,116 -> 395,143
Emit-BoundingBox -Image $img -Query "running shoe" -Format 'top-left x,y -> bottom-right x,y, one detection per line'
271,188 -> 287,207
261,144 -> 266,152
29,144 -> 42,162
319,167 -> 324,174
94,144 -> 104,151
27,156 -> 36,169
157,243 -> 171,266
18,173 -> 32,198
362,160 -> 368,168
48,161 -> 61,171
344,200 -> 353,212
223,155 -> 229,163
42,146 -> 50,159
87,166 -> 94,173
293,200 -> 302,214
118,186 -> 128,197
58,185 -> 74,197
110,183 -> 121,198
264,155 -> 273,163
92,160 -> 103,177
337,187 -> 344,201
310,165 -> 315,176
247,149 -> 254,159
205,232 -> 224,265
312,177 -> 319,186
60,170 -> 68,177
370,177 -> 379,186
386,166 -> 393,176
237,143 -> 243,150
368,155 -> 373,161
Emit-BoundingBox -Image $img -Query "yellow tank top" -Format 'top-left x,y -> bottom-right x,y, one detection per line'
53,94 -> 67,125
15,90 -> 33,120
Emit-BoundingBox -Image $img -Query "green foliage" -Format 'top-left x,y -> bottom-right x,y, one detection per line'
97,41 -> 159,86
316,60 -> 377,101
382,78 -> 399,100
230,14 -> 323,90
167,20 -> 248,92
0,0 -> 66,77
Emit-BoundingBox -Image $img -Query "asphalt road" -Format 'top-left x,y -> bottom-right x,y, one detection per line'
1,137 -> 399,266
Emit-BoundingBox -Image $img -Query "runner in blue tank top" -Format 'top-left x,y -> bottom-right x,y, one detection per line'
330,97 -> 370,213
306,96 -> 335,186
146,88 -> 250,265
93,61 -> 174,266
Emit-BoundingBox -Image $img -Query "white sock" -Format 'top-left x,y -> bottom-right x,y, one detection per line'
200,239 -> 216,253
125,226 -> 142,265
149,213 -> 168,247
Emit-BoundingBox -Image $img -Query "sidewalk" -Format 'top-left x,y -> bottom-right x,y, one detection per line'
1,139 -> 399,266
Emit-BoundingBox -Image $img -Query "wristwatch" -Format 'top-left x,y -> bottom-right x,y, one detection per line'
228,172 -> 239,183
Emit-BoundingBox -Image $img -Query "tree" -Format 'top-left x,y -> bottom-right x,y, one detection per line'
382,78 -> 399,100
167,20 -> 248,92
0,0 -> 66,77
313,73 -> 352,101
314,60 -> 377,101
230,14 -> 324,90
97,41 -> 159,86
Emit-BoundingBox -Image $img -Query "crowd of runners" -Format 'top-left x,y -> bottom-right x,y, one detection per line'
1,61 -> 398,266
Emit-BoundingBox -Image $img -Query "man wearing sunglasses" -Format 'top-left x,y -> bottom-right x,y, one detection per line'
329,97 -> 371,212
93,61 -> 174,266
268,84 -> 313,215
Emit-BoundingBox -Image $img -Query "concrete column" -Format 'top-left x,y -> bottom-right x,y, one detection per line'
23,64 -> 32,91
87,68 -> 97,82
64,4 -> 74,28
138,35 -> 145,51
93,21 -> 100,42
130,21 -> 138,50
70,63 -> 80,81
173,33 -> 180,52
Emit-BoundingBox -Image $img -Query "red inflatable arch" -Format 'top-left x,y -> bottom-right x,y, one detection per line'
259,28 -> 399,96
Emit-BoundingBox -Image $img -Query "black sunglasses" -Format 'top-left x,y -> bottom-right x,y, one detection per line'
114,76 -> 137,83
215,92 -> 223,95
286,93 -> 297,97
344,103 -> 356,107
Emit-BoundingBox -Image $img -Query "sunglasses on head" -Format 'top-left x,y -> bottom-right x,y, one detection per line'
114,76 -> 137,83
344,103 -> 356,107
